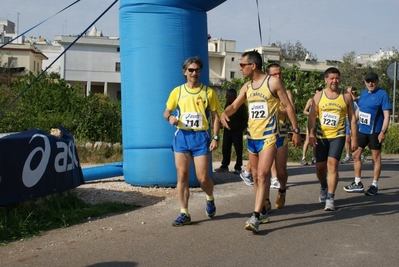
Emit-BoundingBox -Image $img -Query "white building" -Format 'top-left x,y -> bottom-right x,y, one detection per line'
54,34 -> 121,100
356,48 -> 395,67
31,27 -> 340,100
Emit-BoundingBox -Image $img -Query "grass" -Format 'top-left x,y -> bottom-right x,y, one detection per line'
0,192 -> 137,246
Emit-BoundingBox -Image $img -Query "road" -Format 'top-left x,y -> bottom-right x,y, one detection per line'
1,156 -> 398,267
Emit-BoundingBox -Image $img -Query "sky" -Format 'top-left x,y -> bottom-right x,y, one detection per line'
1,0 -> 399,61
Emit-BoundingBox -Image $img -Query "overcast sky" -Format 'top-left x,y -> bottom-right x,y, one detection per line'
1,0 -> 398,60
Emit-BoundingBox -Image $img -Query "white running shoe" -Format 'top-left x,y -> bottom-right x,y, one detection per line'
270,177 -> 280,189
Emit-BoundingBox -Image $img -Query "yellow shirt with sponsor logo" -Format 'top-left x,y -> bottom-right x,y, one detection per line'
246,76 -> 279,140
166,83 -> 220,131
316,89 -> 347,139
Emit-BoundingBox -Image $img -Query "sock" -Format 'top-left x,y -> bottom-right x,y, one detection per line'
271,177 -> 278,182
326,193 -> 335,199
301,157 -> 305,160
355,177 -> 361,185
206,195 -> 214,201
346,154 -> 350,158
244,170 -> 251,176
279,188 -> 286,194
253,212 -> 260,220
181,208 -> 189,216
372,180 -> 378,187
261,206 -> 267,214
320,182 -> 328,190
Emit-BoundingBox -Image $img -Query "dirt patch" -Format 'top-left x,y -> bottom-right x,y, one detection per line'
74,176 -> 178,206
75,163 -> 234,207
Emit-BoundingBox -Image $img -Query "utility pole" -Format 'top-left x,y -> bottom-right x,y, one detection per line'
17,12 -> 20,43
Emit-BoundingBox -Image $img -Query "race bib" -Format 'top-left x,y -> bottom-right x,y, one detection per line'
321,112 -> 340,127
181,112 -> 203,128
359,111 -> 371,125
249,102 -> 268,120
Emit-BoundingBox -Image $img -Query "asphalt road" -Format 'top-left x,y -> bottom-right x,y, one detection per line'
1,156 -> 399,267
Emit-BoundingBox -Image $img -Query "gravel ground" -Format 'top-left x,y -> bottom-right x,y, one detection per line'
75,163 -> 208,207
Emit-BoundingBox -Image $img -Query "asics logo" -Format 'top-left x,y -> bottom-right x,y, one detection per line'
22,134 -> 79,188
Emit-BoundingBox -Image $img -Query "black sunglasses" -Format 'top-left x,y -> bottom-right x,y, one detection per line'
239,63 -> 252,68
366,79 -> 377,83
187,68 -> 201,73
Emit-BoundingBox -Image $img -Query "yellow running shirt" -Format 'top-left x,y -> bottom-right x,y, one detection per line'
166,84 -> 220,131
246,76 -> 279,140
316,89 -> 347,139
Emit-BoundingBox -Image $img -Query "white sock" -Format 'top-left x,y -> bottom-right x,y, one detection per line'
244,170 -> 251,176
355,177 -> 361,185
271,177 -> 278,182
372,180 -> 378,187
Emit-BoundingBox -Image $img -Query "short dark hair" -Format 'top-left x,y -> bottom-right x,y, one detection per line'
226,88 -> 237,97
266,63 -> 281,75
324,67 -> 340,78
182,56 -> 203,71
315,87 -> 323,92
242,50 -> 263,70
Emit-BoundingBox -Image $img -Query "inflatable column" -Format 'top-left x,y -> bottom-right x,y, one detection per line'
119,0 -> 226,186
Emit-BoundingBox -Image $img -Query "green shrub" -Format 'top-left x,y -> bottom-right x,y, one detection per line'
383,124 -> 399,154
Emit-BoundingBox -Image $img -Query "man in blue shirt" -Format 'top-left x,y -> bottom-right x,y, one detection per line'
343,72 -> 391,196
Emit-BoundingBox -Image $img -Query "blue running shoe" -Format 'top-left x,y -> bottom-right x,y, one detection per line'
172,213 -> 191,227
206,199 -> 216,217
365,185 -> 378,196
343,181 -> 364,192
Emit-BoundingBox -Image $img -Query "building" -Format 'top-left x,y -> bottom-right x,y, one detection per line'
52,34 -> 121,100
1,19 -> 47,75
28,27 -> 340,100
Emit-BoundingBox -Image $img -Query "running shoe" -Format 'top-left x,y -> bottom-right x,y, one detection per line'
275,191 -> 286,209
311,158 -> 317,165
361,154 -> 367,162
234,169 -> 241,174
264,199 -> 272,213
365,185 -> 378,196
259,212 -> 270,224
240,171 -> 253,186
324,198 -> 335,211
340,156 -> 353,164
300,159 -> 308,166
319,188 -> 327,203
172,213 -> 191,226
245,215 -> 259,233
270,178 -> 280,189
343,181 -> 364,192
206,199 -> 216,217
214,166 -> 228,172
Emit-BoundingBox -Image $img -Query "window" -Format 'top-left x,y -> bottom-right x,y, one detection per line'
115,62 -> 120,72
33,60 -> 36,71
230,71 -> 235,79
8,57 -> 17,68
117,47 -> 120,52
231,57 -> 235,62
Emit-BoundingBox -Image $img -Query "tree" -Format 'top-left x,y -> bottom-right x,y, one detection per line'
339,51 -> 370,90
274,40 -> 317,61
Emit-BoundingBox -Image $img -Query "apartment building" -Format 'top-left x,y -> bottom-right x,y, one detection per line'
0,19 -> 47,75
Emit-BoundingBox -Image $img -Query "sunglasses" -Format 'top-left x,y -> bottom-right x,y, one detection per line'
239,63 -> 252,68
269,72 -> 282,76
366,79 -> 376,83
187,68 -> 201,73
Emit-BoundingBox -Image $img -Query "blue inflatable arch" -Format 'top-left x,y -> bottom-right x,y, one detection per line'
119,0 -> 226,186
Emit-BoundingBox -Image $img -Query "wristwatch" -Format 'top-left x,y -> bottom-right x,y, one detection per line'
293,127 -> 300,134
213,136 -> 219,141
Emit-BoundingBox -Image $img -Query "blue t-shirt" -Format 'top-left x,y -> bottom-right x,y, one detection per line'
357,87 -> 391,134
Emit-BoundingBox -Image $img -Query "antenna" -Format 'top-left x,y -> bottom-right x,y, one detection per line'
268,20 -> 271,46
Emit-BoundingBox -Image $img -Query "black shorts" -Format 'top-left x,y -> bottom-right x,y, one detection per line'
358,132 -> 381,150
316,137 -> 345,162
